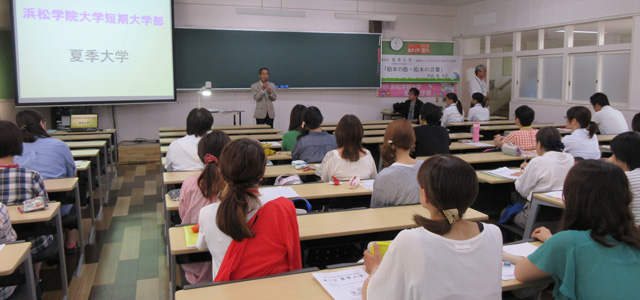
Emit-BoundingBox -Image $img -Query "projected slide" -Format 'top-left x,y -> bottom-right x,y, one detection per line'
12,0 -> 174,105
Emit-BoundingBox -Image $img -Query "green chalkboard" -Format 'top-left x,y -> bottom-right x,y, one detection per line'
0,31 -> 15,99
173,29 -> 381,89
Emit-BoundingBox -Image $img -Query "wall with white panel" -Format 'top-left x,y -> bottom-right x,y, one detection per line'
455,0 -> 640,126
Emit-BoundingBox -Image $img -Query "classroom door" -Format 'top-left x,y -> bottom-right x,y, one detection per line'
461,58 -> 489,117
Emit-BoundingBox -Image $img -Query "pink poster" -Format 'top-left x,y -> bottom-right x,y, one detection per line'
377,83 -> 456,98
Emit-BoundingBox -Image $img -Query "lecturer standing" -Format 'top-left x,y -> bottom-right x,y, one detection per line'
251,67 -> 277,128
469,64 -> 490,108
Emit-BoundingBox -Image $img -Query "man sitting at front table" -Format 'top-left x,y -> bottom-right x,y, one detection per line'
590,92 -> 629,134
165,108 -> 213,172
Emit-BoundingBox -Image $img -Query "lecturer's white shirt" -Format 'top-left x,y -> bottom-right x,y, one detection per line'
469,76 -> 488,97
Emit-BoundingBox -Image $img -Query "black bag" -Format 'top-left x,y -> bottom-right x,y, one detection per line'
392,102 -> 405,113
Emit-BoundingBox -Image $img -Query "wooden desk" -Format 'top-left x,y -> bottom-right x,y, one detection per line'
418,152 -> 531,165
175,261 -> 546,300
381,111 -> 402,120
7,202 -> 68,299
476,169 -> 519,184
600,145 -> 611,151
598,134 -> 616,143
523,193 -> 565,238
162,165 -> 316,186
159,128 -> 282,138
0,242 -> 37,299
159,124 -> 271,132
324,120 -> 393,126
449,141 -> 494,151
75,160 -> 101,235
58,136 -> 111,192
51,129 -> 116,136
72,149 -> 106,208
446,120 -> 515,126
64,140 -> 107,149
44,178 -> 86,277
322,124 -> 391,131
160,134 -> 285,146
160,149 -> 291,162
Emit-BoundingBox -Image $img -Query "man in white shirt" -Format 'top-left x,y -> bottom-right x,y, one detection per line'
165,108 -> 213,172
590,92 -> 629,134
469,64 -> 489,107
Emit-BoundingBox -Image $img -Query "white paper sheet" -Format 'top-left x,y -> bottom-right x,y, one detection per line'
503,243 -> 539,257
545,191 -> 563,199
0,244 -> 5,253
487,167 -> 521,180
466,142 -> 494,147
313,268 -> 369,300
258,186 -> 299,199
359,180 -> 374,190
74,160 -> 85,167
558,128 -> 572,132
262,141 -> 281,146
502,264 -> 516,280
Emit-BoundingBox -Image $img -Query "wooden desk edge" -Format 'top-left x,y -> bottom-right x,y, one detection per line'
0,242 -> 32,276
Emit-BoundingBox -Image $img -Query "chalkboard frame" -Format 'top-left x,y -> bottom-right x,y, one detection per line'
173,28 -> 382,90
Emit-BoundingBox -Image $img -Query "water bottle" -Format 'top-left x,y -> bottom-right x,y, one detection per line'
472,122 -> 480,142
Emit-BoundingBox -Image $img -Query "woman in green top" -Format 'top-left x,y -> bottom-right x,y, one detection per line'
513,160 -> 640,300
281,104 -> 306,151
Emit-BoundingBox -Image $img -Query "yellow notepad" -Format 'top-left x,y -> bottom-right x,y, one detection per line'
184,225 -> 199,248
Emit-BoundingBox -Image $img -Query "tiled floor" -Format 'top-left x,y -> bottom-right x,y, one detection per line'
40,162 -> 169,300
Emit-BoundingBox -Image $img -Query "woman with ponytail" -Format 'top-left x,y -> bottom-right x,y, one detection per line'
511,127 -> 574,229
440,93 -> 464,126
562,106 -> 600,160
15,110 -> 76,179
178,130 -> 230,284
371,120 -> 423,207
362,155 -> 502,300
467,92 -> 490,122
196,138 -> 301,282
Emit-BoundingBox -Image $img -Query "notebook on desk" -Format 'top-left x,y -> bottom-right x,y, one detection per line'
68,114 -> 99,132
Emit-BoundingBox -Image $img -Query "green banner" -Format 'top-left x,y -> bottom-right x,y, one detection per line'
381,41 -> 454,55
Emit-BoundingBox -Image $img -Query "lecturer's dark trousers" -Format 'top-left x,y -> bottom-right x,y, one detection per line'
256,116 -> 274,128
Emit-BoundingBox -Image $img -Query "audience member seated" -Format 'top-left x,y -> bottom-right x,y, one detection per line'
281,104 -> 306,151
179,130 -> 230,284
13,110 -> 79,253
632,112 -> 640,132
512,160 -> 640,300
371,120 -> 423,207
494,105 -> 538,150
0,121 -> 55,283
510,127 -> 574,229
561,106 -> 600,160
362,155 -> 502,300
467,92 -> 490,122
609,132 -> 640,225
441,93 -> 464,126
196,139 -> 301,282
398,87 -> 424,124
316,115 -> 377,181
291,106 -> 336,163
413,103 -> 450,157
14,110 -> 76,179
165,108 -> 213,172
590,92 -> 629,134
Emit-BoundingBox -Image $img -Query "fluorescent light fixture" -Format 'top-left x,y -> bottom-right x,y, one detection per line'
555,30 -> 599,34
236,7 -> 305,18
335,12 -> 396,22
